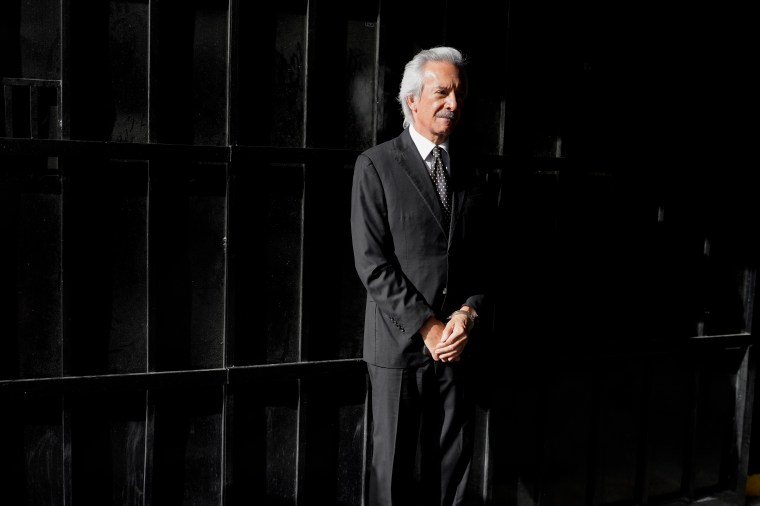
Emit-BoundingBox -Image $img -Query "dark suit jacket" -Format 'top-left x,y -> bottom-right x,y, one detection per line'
351,128 -> 493,368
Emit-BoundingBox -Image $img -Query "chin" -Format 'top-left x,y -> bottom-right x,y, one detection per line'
437,120 -> 456,131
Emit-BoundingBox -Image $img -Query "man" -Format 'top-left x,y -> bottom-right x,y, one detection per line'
350,46 -> 494,506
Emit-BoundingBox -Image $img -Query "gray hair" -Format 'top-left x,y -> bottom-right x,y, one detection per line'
397,46 -> 468,129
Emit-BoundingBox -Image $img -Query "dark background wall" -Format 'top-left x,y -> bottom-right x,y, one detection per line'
0,1 -> 756,505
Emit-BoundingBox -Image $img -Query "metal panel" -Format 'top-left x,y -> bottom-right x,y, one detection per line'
227,161 -> 304,366
150,0 -> 229,146
302,160 -> 365,361
227,380 -> 300,505
232,0 -> 308,147
67,0 -> 149,142
62,158 -> 149,375
299,374 -> 368,504
148,386 -> 224,506
0,394 -> 65,505
149,161 -> 227,371
67,391 -> 147,506
0,0 -> 61,80
0,156 -> 62,379
305,0 -> 380,150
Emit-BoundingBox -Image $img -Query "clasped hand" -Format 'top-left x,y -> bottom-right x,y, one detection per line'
423,313 -> 472,362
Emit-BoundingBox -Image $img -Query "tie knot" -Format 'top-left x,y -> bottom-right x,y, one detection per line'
432,146 -> 442,162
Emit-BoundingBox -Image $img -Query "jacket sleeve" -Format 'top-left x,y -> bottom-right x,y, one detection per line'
350,153 -> 434,336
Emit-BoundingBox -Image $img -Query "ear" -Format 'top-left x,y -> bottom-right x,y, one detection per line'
407,95 -> 417,113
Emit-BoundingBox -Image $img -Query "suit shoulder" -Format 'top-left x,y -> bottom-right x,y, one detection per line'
359,136 -> 398,160
355,143 -> 401,180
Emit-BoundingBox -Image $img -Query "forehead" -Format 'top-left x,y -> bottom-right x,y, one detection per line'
422,60 -> 462,87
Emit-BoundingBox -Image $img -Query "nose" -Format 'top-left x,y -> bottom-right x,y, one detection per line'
445,92 -> 459,110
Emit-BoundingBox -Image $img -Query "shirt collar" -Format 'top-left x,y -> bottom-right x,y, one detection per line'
408,125 -> 450,160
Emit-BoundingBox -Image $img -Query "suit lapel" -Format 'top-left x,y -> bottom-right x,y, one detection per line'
394,130 -> 450,235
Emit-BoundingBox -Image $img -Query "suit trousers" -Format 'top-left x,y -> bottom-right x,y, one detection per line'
367,360 -> 474,506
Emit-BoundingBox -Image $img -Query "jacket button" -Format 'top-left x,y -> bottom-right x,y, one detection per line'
442,287 -> 447,295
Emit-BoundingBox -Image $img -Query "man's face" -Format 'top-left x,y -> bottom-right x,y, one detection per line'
408,60 -> 465,144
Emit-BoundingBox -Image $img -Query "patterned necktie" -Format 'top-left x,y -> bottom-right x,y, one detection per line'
430,146 -> 451,228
